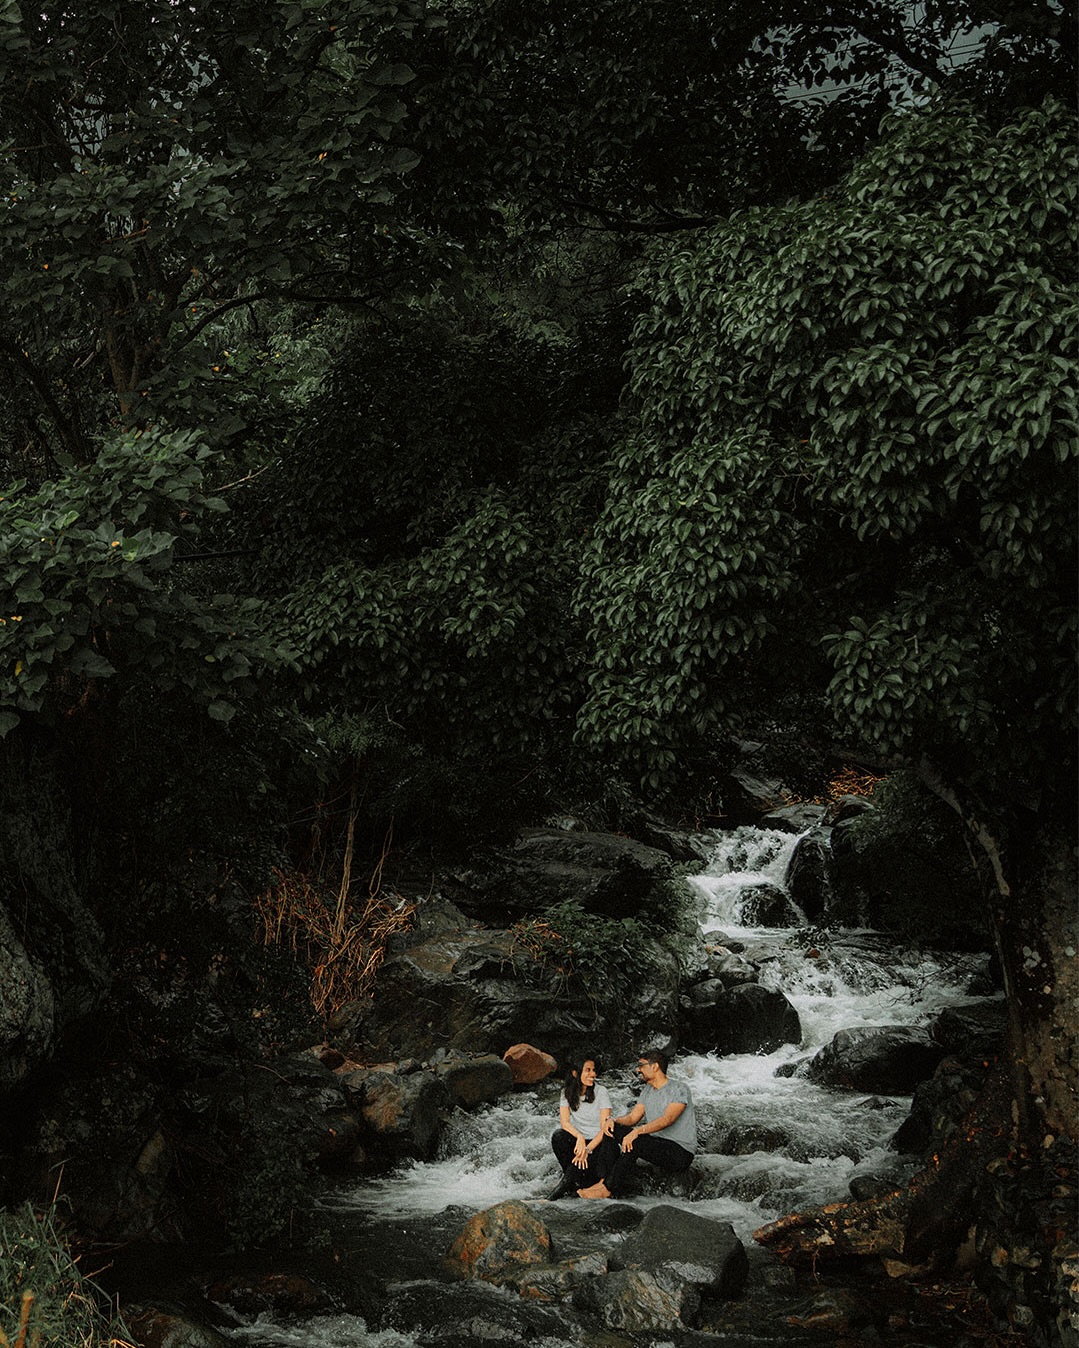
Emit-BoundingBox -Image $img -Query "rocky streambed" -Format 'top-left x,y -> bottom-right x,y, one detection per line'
93,818 -> 1024,1348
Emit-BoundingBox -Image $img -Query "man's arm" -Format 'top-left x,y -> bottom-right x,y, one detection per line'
620,1101 -> 686,1152
613,1100 -> 645,1129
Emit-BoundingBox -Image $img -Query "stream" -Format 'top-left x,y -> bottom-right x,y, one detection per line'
215,826 -> 995,1347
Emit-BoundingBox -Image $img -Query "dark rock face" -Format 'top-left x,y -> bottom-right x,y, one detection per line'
737,883 -> 801,927
611,1203 -> 749,1299
681,983 -> 801,1056
704,949 -> 758,985
892,1057 -> 994,1155
0,771 -> 111,1092
784,828 -> 834,922
807,1026 -> 946,1095
338,927 -> 680,1066
929,999 -> 1007,1061
349,1068 -> 449,1161
445,829 -> 674,923
435,1054 -> 514,1108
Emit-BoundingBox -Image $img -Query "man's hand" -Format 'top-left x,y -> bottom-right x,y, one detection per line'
621,1128 -> 640,1153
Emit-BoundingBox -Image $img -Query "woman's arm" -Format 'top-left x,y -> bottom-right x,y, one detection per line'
587,1108 -> 612,1151
560,1104 -> 590,1165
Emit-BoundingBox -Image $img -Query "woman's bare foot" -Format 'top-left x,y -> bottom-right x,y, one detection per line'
576,1181 -> 612,1199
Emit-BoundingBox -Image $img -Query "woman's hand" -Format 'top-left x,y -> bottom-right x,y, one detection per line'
573,1136 -> 589,1168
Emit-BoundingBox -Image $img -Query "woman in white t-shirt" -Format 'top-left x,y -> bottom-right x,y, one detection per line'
549,1056 -> 617,1197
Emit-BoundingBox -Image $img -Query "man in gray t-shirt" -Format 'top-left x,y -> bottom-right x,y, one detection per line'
577,1049 -> 695,1200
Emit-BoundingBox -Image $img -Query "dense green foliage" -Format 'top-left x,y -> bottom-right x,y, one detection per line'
581,97 -> 1077,801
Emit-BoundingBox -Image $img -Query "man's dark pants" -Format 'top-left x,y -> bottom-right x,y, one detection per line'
602,1122 -> 693,1195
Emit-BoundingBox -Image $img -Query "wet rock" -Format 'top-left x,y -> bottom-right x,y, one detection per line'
354,1068 -> 448,1159
204,1272 -> 332,1318
737,883 -> 801,926
711,1123 -> 794,1155
446,829 -> 674,923
635,815 -> 710,864
502,1043 -> 558,1085
807,1026 -> 946,1094
573,1266 -> 702,1332
786,1287 -> 875,1335
124,1307 -> 228,1348
505,1251 -> 608,1300
725,764 -> 788,818
444,1199 -> 552,1282
760,803 -> 827,834
826,793 -> 876,824
611,1203 -> 749,1298
705,949 -> 759,985
435,1054 -> 514,1108
784,828 -> 834,922
929,999 -> 1006,1062
380,1280 -> 570,1342
681,982 -> 801,1056
892,1056 -> 991,1155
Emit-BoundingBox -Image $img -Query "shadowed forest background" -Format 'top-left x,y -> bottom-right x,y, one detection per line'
0,1 -> 1075,1345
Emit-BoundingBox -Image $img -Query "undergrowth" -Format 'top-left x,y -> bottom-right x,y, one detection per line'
0,1204 -> 132,1348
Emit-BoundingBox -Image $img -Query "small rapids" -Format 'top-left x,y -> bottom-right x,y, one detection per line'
225,825 -> 995,1347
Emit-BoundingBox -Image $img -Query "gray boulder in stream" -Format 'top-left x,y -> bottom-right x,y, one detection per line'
573,1267 -> 703,1332
680,982 -> 801,1055
611,1204 -> 749,1298
807,1025 -> 947,1094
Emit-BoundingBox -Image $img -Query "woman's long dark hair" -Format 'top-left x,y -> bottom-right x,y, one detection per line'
563,1056 -> 597,1112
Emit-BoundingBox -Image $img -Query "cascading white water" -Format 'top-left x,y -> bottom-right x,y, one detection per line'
224,824 -> 994,1347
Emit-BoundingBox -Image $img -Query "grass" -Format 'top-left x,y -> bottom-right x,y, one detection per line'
0,1203 -> 134,1348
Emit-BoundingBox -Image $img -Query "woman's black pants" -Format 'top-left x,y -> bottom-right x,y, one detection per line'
550,1128 -> 618,1188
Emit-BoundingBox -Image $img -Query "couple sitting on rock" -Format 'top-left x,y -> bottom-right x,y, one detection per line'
550,1049 -> 695,1200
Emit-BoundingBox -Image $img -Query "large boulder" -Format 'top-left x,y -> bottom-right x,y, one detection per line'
502,1043 -> 558,1085
344,1067 -> 448,1160
573,1267 -> 702,1332
434,1054 -> 514,1108
335,928 -> 680,1066
445,1199 -> 551,1282
784,828 -> 834,923
929,999 -> 1007,1062
680,983 -> 801,1056
445,829 -> 675,922
736,883 -> 801,927
807,1026 -> 946,1095
611,1204 -> 749,1298
0,907 -> 55,1093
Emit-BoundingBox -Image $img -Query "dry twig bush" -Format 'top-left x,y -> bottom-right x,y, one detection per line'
253,819 -> 416,1020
